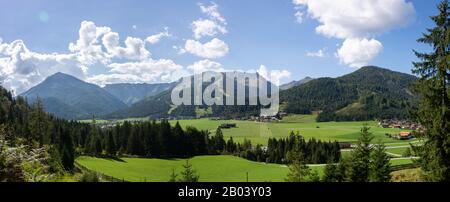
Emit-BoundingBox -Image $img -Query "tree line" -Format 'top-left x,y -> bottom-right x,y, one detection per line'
286,126 -> 392,182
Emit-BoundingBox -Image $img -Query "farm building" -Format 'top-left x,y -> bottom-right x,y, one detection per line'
393,132 -> 414,140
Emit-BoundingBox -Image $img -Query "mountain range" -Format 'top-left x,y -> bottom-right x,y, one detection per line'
103,82 -> 176,106
20,73 -> 173,119
17,66 -> 418,121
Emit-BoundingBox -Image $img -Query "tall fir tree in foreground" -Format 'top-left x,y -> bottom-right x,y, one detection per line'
370,143 -> 391,182
285,151 -> 313,182
413,0 -> 450,181
322,161 -> 342,182
347,125 -> 373,182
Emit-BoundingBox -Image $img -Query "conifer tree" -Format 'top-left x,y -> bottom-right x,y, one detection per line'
347,125 -> 373,182
105,131 -> 116,156
322,161 -> 341,182
286,152 -> 312,182
214,128 -> 226,153
169,169 -> 178,182
60,131 -> 75,171
179,160 -> 199,182
413,0 -> 450,181
370,143 -> 391,182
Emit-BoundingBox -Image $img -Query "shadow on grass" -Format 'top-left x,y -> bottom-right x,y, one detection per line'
103,156 -> 126,162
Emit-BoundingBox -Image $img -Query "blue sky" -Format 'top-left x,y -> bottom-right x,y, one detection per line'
0,0 -> 442,93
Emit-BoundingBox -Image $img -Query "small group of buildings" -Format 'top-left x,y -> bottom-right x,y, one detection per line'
209,112 -> 288,123
379,119 -> 421,140
379,119 -> 425,132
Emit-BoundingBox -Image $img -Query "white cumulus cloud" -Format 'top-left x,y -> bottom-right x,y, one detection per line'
0,20 -> 185,93
187,59 -> 224,74
199,2 -> 227,25
306,48 -> 326,58
192,19 -> 227,39
295,11 -> 304,24
336,38 -> 383,68
257,65 -> 291,86
293,0 -> 415,68
0,40 -> 86,94
68,20 -> 111,65
292,0 -> 415,39
182,2 -> 229,59
184,38 -> 229,59
102,33 -> 151,61
146,27 -> 171,44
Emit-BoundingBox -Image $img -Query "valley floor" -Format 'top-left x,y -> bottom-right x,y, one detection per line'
75,155 -> 417,182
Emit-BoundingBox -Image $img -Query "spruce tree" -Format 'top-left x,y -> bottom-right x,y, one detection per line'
347,125 -> 373,182
105,132 -> 116,156
370,143 -> 391,182
413,0 -> 450,181
169,169 -> 178,182
286,152 -> 312,182
179,160 -> 199,182
322,161 -> 341,182
213,128 -> 226,153
60,132 -> 75,171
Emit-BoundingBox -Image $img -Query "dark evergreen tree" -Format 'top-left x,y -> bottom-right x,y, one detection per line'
213,128 -> 226,154
105,131 -> 116,156
347,125 -> 373,182
370,143 -> 391,182
412,0 -> 450,181
169,168 -> 178,182
179,160 -> 199,182
322,162 -> 341,182
285,151 -> 312,182
59,131 -> 74,171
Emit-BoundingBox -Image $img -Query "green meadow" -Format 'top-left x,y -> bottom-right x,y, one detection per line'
76,155 -> 416,182
169,115 -> 413,145
76,155 -> 291,182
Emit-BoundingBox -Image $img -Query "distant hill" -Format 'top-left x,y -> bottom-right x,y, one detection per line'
280,77 -> 314,90
103,83 -> 176,106
103,72 -> 271,119
106,67 -> 418,121
280,66 -> 418,121
20,73 -> 127,120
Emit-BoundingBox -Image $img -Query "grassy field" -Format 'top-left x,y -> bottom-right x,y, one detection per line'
76,155 -> 293,182
76,155 -> 416,182
169,115 -> 413,145
386,147 -> 409,156
390,158 -> 414,166
79,114 -> 413,145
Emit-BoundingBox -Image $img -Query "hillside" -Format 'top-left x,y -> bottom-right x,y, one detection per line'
280,66 -> 418,121
103,72 -> 270,119
280,77 -> 314,90
105,67 -> 418,120
103,82 -> 176,106
20,73 -> 127,119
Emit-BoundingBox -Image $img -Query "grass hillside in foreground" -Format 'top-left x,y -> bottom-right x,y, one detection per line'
76,155 -> 292,182
76,155 -> 415,182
